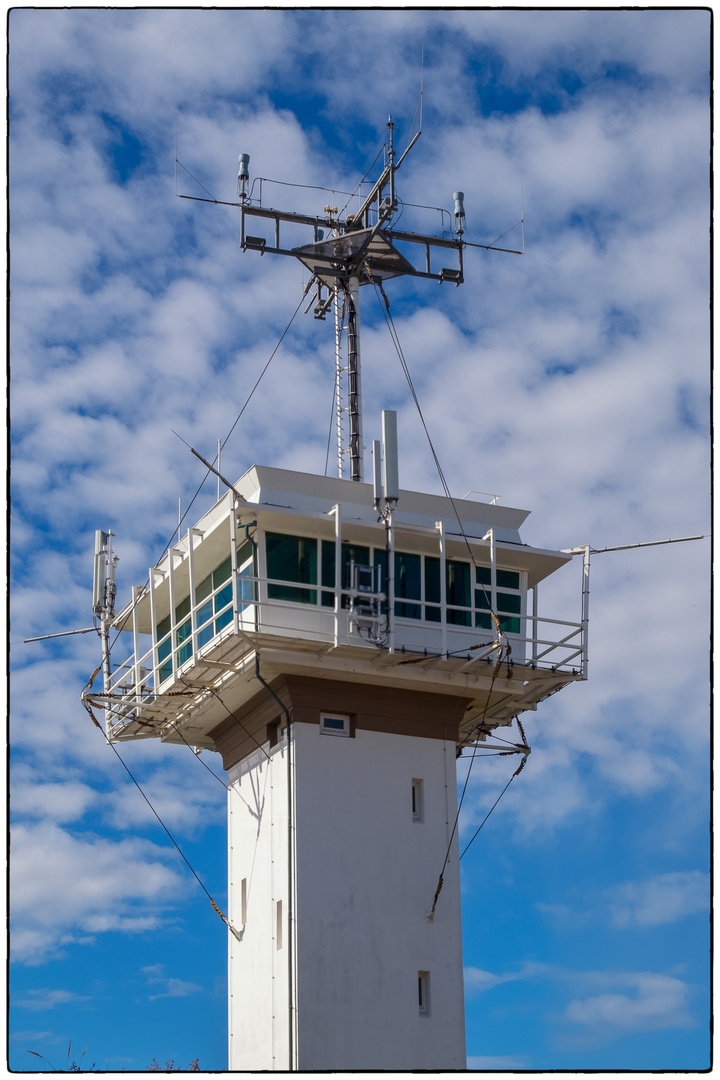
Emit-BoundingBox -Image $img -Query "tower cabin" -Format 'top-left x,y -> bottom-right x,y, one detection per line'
105,464 -> 585,1071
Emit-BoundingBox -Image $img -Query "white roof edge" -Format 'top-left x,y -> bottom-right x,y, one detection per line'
234,464 -> 531,530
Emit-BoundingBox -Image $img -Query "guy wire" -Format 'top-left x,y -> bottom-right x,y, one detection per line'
96,721 -> 240,940
170,721 -> 229,792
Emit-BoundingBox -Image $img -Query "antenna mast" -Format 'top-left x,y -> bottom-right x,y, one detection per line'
176,113 -> 526,478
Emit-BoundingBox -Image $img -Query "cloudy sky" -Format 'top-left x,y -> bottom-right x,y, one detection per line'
9,7 -> 710,1073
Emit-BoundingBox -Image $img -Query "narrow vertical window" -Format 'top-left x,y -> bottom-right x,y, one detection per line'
276,900 -> 283,950
411,779 -> 424,821
418,971 -> 430,1015
241,878 -> 247,924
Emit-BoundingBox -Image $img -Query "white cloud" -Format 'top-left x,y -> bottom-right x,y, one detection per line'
564,972 -> 694,1033
13,988 -> 90,1012
466,961 -> 696,1038
607,872 -> 709,928
142,963 -> 202,1001
10,821 -> 185,964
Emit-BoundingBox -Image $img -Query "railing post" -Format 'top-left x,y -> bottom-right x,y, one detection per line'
488,527 -> 497,630
332,504 -> 341,648
230,497 -> 239,632
168,547 -> 178,678
187,529 -> 198,660
436,522 -> 447,658
132,585 -> 142,705
531,584 -> 538,663
148,567 -> 160,693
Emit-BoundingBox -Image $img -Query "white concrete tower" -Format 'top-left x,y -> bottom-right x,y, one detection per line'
89,120 -> 588,1070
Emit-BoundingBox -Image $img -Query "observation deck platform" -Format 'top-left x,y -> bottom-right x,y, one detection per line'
101,467 -> 586,751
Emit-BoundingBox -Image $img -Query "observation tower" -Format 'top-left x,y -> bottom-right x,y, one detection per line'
84,118 -> 588,1070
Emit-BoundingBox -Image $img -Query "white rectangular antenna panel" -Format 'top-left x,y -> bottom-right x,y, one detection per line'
382,410 -> 399,500
372,440 -> 382,505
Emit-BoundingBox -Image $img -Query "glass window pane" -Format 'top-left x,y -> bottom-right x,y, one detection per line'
213,557 -> 232,589
499,615 -> 521,633
176,617 -> 192,665
425,557 -> 441,605
395,600 -> 422,620
497,591 -> 521,614
475,612 -> 492,630
342,543 -> 370,587
157,616 -> 172,680
497,569 -> 520,590
395,552 -> 421,600
175,595 -> 191,621
237,538 -> 254,566
475,589 -> 491,610
446,562 -> 470,608
266,533 -> 317,586
475,566 -> 491,586
195,573 -> 212,604
425,605 -> 441,623
215,606 -> 233,633
322,540 -> 336,589
447,608 -> 471,626
197,600 -> 214,637
268,583 -> 317,604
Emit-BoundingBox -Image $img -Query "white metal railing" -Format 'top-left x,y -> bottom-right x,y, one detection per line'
106,566 -> 585,734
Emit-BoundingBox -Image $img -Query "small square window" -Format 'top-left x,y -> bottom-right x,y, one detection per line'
320,713 -> 350,737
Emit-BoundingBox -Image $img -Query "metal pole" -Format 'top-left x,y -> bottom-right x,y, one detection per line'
387,116 -> 395,212
346,275 -> 363,482
387,508 -> 395,654
101,616 -> 112,739
334,288 -> 344,479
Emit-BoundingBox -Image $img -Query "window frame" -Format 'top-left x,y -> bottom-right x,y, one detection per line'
319,713 -> 351,738
261,530 -> 526,635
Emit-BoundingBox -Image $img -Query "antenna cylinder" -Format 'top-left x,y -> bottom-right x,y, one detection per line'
238,153 -> 250,198
453,191 -> 466,233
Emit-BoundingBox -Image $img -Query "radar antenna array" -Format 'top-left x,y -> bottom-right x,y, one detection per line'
176,114 -> 521,481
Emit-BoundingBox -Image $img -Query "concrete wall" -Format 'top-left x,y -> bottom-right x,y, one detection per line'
228,740 -> 292,1070
228,720 -> 465,1071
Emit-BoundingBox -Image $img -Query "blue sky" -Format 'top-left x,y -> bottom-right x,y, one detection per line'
8,7 -> 710,1073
